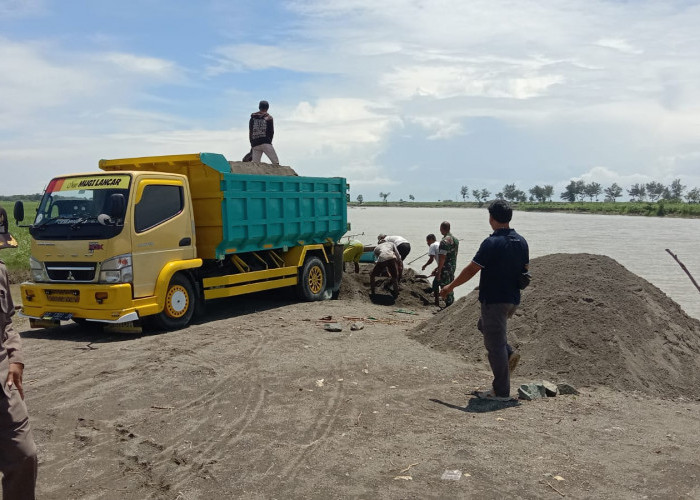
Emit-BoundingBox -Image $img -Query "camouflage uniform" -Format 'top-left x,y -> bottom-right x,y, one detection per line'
437,233 -> 459,306
1,260 -> 38,499
1,207 -> 38,499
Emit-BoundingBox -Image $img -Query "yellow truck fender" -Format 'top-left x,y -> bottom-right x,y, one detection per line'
283,244 -> 329,268
153,258 -> 203,309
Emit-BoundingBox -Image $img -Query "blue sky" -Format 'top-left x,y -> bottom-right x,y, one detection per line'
2,0 -> 700,201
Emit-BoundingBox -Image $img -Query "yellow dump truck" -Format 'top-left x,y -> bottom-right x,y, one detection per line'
15,153 -> 348,331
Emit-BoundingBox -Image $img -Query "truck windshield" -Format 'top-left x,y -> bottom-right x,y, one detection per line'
30,174 -> 131,240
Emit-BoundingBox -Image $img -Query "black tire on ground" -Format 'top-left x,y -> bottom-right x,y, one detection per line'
297,256 -> 327,301
72,318 -> 88,326
154,273 -> 196,330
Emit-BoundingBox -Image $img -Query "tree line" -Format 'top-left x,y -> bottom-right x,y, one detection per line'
478,178 -> 699,204
0,193 -> 43,202
355,179 -> 700,204
558,179 -> 698,203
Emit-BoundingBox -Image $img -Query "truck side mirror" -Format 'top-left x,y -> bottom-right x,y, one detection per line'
108,194 -> 125,218
13,201 -> 24,223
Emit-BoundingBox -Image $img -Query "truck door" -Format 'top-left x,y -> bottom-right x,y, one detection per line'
131,179 -> 195,298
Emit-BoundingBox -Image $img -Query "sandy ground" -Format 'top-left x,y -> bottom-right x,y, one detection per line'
9,256 -> 700,499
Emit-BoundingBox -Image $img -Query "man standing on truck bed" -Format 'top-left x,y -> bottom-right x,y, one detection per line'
249,100 -> 280,164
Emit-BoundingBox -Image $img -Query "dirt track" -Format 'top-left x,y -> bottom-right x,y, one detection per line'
12,255 -> 700,499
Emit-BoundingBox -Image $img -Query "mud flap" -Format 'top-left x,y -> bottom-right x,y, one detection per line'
30,318 -> 60,329
327,244 -> 344,295
104,321 -> 143,334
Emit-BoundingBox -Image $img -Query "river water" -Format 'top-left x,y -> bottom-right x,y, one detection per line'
346,206 -> 700,321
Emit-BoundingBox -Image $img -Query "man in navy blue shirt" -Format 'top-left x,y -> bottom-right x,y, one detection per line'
441,200 -> 529,401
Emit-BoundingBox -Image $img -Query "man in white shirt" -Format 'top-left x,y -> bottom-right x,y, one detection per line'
370,238 -> 402,297
421,233 -> 440,272
377,234 -> 411,261
422,233 -> 441,303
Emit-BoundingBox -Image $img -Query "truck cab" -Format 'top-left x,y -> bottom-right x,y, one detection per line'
21,170 -> 199,326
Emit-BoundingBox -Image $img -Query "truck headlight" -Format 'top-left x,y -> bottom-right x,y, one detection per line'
29,257 -> 49,282
99,254 -> 133,284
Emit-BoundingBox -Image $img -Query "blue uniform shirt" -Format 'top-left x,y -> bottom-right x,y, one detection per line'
472,228 -> 529,305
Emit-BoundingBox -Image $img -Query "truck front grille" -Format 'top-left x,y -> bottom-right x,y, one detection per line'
45,289 -> 80,303
45,262 -> 97,282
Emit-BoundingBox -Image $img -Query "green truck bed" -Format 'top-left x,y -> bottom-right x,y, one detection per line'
100,153 -> 348,260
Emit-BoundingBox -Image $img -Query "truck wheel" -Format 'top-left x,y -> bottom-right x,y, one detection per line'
298,256 -> 327,301
155,273 -> 196,330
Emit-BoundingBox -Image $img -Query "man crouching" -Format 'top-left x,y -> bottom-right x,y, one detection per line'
369,237 -> 402,297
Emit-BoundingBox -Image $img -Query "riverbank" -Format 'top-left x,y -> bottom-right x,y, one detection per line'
350,200 -> 700,217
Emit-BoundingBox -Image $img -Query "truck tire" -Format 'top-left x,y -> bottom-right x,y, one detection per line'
155,273 -> 196,330
297,256 -> 327,301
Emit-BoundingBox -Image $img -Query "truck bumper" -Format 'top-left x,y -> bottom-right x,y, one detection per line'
19,282 -> 159,324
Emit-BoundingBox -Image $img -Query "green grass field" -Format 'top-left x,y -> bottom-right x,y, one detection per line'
515,200 -> 700,217
0,201 -> 37,279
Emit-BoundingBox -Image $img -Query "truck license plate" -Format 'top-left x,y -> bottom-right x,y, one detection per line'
42,312 -> 73,321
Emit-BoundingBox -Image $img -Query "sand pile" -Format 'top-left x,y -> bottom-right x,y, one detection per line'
338,265 -> 436,309
409,253 -> 700,399
228,161 -> 298,176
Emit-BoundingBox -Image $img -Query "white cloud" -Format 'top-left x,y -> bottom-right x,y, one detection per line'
100,52 -> 180,78
0,0 -> 44,17
206,43 -> 346,76
289,99 -> 388,125
380,64 -> 564,100
595,38 -> 643,55
350,176 -> 400,188
282,98 -> 400,154
0,94 -> 402,194
407,117 -> 465,140
4,1 -> 700,198
576,166 -> 649,186
0,127 -> 238,195
0,37 -> 184,131
0,38 -> 100,122
275,99 -> 403,182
